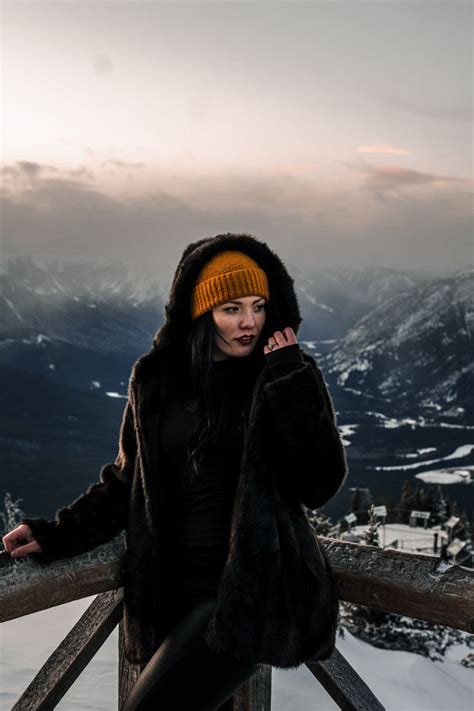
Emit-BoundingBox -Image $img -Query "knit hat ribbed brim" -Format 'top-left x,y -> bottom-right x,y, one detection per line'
190,250 -> 270,320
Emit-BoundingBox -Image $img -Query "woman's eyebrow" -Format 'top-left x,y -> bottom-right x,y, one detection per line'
225,298 -> 265,305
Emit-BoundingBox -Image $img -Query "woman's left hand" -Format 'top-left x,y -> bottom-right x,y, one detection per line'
263,327 -> 298,354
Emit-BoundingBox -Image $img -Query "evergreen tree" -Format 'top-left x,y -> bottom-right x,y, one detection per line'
0,492 -> 26,537
445,497 -> 454,519
351,488 -> 371,525
307,509 -> 334,536
460,652 -> 474,668
383,496 -> 398,524
350,488 -> 364,518
422,485 -> 435,516
433,485 -> 448,526
415,485 -> 435,515
363,505 -> 381,546
458,510 -> 472,542
339,604 -> 473,662
398,480 -> 416,523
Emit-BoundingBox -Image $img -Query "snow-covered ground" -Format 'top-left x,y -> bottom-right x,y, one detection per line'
415,468 -> 473,485
1,597 -> 472,710
346,522 -> 449,555
372,444 -> 474,474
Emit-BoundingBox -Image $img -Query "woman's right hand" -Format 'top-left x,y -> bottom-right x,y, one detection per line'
2,524 -> 43,558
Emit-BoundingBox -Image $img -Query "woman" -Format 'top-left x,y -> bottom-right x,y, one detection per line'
3,233 -> 348,710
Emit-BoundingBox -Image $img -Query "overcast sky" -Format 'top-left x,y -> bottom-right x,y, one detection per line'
1,0 -> 472,277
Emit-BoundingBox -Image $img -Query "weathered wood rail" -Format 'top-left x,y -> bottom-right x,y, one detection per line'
1,534 -> 473,710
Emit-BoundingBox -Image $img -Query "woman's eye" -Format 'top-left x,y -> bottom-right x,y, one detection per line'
224,305 -> 265,313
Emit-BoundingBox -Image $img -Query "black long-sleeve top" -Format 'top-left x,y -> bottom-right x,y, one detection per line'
159,343 -> 305,601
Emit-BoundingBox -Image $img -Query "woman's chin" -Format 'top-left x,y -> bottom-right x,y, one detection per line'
215,346 -> 253,359
233,344 -> 258,358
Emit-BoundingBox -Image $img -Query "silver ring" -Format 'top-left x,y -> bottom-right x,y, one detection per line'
268,341 -> 277,351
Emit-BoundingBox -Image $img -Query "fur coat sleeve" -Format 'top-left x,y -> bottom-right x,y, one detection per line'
263,349 -> 348,511
19,393 -> 137,564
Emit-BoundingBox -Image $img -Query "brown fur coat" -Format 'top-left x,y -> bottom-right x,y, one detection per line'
21,233 -> 348,669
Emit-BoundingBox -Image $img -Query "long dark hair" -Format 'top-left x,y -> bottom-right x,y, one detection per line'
182,309 -> 263,483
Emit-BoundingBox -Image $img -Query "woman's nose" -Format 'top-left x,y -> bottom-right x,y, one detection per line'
240,311 -> 257,327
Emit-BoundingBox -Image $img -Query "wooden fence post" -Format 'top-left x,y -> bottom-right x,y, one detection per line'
231,664 -> 272,711
118,618 -> 146,710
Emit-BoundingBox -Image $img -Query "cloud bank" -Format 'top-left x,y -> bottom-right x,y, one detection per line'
1,160 -> 472,277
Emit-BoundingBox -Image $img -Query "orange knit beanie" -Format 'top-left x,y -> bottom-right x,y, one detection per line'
190,250 -> 270,320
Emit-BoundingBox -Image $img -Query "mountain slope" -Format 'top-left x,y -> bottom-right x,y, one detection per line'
324,269 -> 473,419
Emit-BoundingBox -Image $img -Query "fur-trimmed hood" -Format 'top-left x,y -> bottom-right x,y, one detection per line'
132,232 -> 303,380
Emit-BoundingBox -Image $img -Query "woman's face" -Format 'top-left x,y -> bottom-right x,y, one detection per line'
212,295 -> 266,360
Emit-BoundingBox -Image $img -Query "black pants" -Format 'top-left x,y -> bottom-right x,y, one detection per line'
121,598 -> 261,711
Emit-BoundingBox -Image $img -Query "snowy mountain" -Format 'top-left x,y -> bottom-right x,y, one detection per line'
323,269 -> 474,420
0,255 -> 167,355
289,263 -> 427,341
1,256 -> 430,355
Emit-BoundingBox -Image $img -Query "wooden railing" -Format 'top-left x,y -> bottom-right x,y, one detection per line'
1,534 -> 473,710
